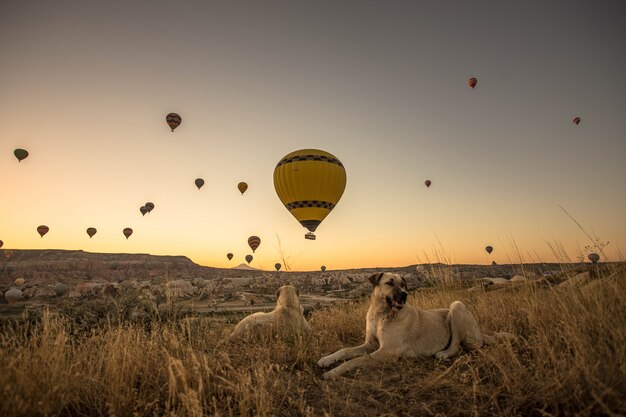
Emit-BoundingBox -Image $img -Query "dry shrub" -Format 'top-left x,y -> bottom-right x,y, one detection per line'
0,266 -> 624,416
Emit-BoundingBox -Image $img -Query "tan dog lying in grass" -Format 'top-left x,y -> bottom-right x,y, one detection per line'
227,285 -> 311,341
318,272 -> 489,379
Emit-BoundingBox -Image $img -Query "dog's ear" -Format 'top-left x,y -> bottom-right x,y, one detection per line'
369,272 -> 384,286
401,276 -> 408,290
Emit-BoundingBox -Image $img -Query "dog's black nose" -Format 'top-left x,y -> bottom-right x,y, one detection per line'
400,292 -> 407,303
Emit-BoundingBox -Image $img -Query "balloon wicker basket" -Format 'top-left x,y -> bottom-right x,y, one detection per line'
305,232 -> 316,240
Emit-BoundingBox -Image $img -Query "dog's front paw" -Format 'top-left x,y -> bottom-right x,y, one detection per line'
317,355 -> 336,368
322,369 -> 339,380
435,351 -> 450,360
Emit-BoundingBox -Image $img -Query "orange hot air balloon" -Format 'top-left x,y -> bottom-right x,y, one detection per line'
275,263 -> 281,271
467,77 -> 477,88
86,227 -> 97,238
245,254 -> 253,264
425,180 -> 431,188
37,225 -> 49,238
123,228 -> 133,239
227,252 -> 233,261
485,245 -> 493,254
0,240 -> 3,249
166,113 -> 182,132
248,236 -> 261,253
140,206 -> 148,216
573,117 -> 581,125
195,178 -> 205,190
238,182 -> 248,195
320,265 -> 326,272
145,202 -> 155,213
14,148 -> 29,162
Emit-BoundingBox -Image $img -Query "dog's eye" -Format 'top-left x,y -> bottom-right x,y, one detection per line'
386,281 -> 394,286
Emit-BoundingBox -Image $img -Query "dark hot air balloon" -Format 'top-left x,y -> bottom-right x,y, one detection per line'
37,225 -> 49,238
467,77 -> 478,88
588,253 -> 600,264
245,254 -> 253,264
321,265 -> 327,272
86,227 -> 97,238
54,283 -> 69,297
195,178 -> 205,190
275,263 -> 281,271
14,149 -> 29,162
273,149 -> 347,240
227,253 -> 233,261
0,240 -> 3,249
248,236 -> 261,253
573,117 -> 581,125
485,245 -> 493,254
140,206 -> 148,216
166,113 -> 182,132
145,202 -> 155,213
425,180 -> 431,188
238,182 -> 248,195
123,228 -> 133,239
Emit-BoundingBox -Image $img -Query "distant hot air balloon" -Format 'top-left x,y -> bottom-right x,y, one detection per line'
54,283 -> 69,297
467,77 -> 478,88
37,225 -> 49,238
14,278 -> 25,287
0,240 -> 3,249
123,228 -> 133,239
425,180 -> 431,188
491,261 -> 497,266
485,245 -> 493,254
238,182 -> 248,195
4,288 -> 23,304
248,236 -> 261,253
140,206 -> 148,216
275,263 -> 281,271
245,254 -> 253,264
86,227 -> 97,238
588,253 -> 600,264
573,117 -> 581,125
14,148 -> 29,162
227,253 -> 233,261
166,113 -> 182,132
4,250 -> 13,260
273,149 -> 347,240
195,178 -> 205,190
321,265 -> 327,272
145,202 -> 155,213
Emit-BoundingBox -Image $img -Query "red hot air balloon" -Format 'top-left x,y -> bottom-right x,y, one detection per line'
320,265 -> 327,272
14,149 -> 29,162
467,77 -> 478,88
227,253 -> 233,261
573,117 -> 581,125
37,225 -> 49,238
275,263 -> 281,271
238,182 -> 248,195
140,206 -> 148,216
166,113 -> 182,132
123,228 -> 133,239
248,236 -> 261,253
245,254 -> 253,264
86,227 -> 97,238
425,180 -> 431,188
485,245 -> 493,254
195,178 -> 205,190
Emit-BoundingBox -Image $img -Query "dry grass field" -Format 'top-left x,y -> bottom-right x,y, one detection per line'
1,265 -> 624,417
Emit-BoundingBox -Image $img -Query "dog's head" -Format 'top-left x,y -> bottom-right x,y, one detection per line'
276,285 -> 300,308
369,272 -> 408,311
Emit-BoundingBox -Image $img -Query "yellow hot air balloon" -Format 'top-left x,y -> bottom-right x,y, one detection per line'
273,149 -> 346,240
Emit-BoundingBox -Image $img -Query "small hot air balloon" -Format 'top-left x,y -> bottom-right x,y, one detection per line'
238,182 -> 248,195
195,178 -> 205,190
245,254 -> 253,264
273,149 -> 347,240
573,117 -> 581,125
54,283 -> 69,297
321,265 -> 327,272
425,180 -> 431,188
145,202 -> 155,213
588,253 -> 600,264
467,77 -> 478,88
140,206 -> 148,216
0,240 -> 3,249
485,245 -> 493,254
4,250 -> 13,260
166,113 -> 182,132
4,288 -> 23,304
248,236 -> 261,253
14,278 -> 25,287
275,263 -> 281,271
227,252 -> 234,261
14,148 -> 29,162
37,225 -> 49,238
123,228 -> 133,239
491,261 -> 497,266
86,227 -> 97,238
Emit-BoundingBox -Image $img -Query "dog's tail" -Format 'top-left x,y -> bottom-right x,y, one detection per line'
482,331 -> 516,345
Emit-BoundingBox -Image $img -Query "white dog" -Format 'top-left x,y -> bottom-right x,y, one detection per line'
227,285 -> 311,341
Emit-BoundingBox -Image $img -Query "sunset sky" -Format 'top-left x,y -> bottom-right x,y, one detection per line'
2,1 -> 625,271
